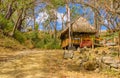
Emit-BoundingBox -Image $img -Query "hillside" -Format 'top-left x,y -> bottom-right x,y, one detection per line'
0,31 -> 26,55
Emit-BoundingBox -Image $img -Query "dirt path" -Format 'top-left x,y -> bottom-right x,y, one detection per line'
0,50 -> 119,78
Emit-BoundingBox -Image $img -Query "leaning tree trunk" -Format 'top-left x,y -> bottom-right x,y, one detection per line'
16,16 -> 23,31
10,9 -> 23,36
5,0 -> 15,20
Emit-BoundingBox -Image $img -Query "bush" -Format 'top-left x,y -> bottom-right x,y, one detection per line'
44,39 -> 61,49
29,32 -> 61,49
0,15 -> 13,33
13,31 -> 27,44
13,31 -> 61,49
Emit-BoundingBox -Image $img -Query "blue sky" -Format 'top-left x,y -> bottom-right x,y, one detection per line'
28,3 -> 111,31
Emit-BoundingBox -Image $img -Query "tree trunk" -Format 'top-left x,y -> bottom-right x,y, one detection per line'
66,3 -> 71,48
118,31 -> 120,58
62,17 -> 64,30
11,9 -> 23,36
53,9 -> 57,43
16,17 -> 23,30
54,19 -> 57,43
61,13 -> 66,30
32,2 -> 36,30
5,0 -> 15,20
94,0 -> 100,36
17,8 -> 27,31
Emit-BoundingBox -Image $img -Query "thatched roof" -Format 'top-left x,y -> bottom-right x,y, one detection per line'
61,16 -> 97,37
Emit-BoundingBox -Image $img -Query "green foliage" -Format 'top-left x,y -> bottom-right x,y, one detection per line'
111,52 -> 119,57
51,0 -> 65,8
35,24 -> 39,31
13,31 -> 27,44
0,15 -> 14,33
20,31 -> 61,49
0,15 -> 8,28
27,32 -> 61,49
71,5 -> 80,20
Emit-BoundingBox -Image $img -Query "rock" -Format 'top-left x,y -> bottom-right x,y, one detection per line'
118,64 -> 120,69
106,42 -> 116,46
102,56 -> 114,65
94,68 -> 100,73
76,59 -> 82,65
96,57 -> 102,63
110,63 -> 119,69
63,50 -> 74,59
77,47 -> 80,52
111,68 -> 120,72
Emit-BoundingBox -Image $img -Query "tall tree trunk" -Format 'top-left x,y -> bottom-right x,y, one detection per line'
62,16 -> 64,30
66,3 -> 71,48
11,9 -> 23,36
33,9 -> 36,30
16,16 -> 23,30
0,0 -> 1,4
61,13 -> 66,30
94,0 -> 99,36
5,0 -> 15,20
33,1 -> 36,30
53,11 -> 57,43
118,31 -> 120,58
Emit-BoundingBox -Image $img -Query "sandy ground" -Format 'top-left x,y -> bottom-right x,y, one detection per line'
0,50 -> 119,78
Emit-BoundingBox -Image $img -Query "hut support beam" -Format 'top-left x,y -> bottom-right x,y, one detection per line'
80,36 -> 82,48
92,36 -> 94,49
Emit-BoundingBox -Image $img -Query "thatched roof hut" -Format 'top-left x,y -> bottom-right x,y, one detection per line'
60,17 -> 96,39
60,16 -> 97,49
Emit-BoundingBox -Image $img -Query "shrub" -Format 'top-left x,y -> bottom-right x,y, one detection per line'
0,15 -> 14,34
13,30 -> 27,44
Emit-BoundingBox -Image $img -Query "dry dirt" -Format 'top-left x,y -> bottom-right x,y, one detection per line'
0,50 -> 119,78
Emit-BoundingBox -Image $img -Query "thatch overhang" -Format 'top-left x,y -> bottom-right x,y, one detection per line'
60,17 -> 97,39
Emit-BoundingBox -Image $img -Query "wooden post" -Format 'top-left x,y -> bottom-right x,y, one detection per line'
80,35 -> 82,48
92,36 -> 94,49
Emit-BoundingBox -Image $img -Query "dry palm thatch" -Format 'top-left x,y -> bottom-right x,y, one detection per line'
61,16 -> 97,38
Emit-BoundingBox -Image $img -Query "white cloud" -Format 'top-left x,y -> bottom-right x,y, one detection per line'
36,11 -> 49,24
56,12 -> 67,24
35,11 -> 67,27
104,19 -> 108,25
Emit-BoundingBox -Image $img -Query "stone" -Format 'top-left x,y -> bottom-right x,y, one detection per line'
94,68 -> 100,73
110,63 -> 119,69
118,64 -> 120,69
63,50 -> 74,59
102,56 -> 114,65
111,68 -> 119,72
76,59 -> 82,65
